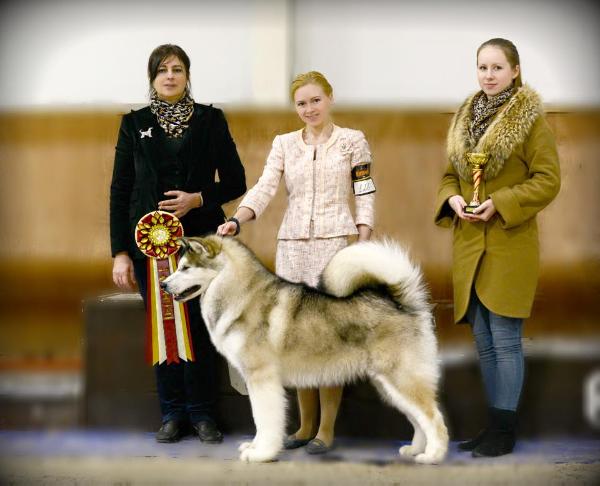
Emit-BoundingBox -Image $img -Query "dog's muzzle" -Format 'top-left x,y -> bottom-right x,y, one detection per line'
162,283 -> 202,301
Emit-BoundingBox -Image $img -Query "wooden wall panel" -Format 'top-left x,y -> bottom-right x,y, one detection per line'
0,108 -> 598,360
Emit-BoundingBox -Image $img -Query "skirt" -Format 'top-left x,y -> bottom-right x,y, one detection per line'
275,233 -> 348,288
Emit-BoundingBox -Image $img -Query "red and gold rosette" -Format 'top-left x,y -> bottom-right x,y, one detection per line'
135,211 -> 194,365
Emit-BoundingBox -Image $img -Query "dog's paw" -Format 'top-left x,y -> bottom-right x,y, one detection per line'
239,447 -> 278,463
399,444 -> 423,457
238,441 -> 254,452
414,451 -> 444,465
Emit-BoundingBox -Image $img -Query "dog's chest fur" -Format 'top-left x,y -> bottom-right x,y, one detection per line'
200,274 -> 249,368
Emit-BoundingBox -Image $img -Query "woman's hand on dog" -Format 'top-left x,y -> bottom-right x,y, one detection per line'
112,252 -> 137,290
216,207 -> 256,236
217,221 -> 238,236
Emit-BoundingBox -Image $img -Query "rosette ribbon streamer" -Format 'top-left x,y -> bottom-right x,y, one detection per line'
135,211 -> 194,365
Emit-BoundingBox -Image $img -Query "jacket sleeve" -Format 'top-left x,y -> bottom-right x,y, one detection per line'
200,109 -> 246,209
351,131 -> 375,229
490,116 -> 561,229
237,135 -> 284,219
434,161 -> 462,228
110,114 -> 135,257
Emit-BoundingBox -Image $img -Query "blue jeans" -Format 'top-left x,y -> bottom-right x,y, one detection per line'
467,291 -> 524,411
133,258 -> 218,425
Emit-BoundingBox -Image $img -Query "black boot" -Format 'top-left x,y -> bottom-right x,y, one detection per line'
458,407 -> 495,451
458,428 -> 488,451
472,407 -> 517,457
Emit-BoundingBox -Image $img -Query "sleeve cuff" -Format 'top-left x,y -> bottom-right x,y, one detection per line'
238,196 -> 265,219
434,187 -> 459,228
490,187 -> 525,229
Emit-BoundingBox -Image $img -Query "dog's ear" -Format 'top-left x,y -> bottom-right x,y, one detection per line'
201,238 -> 222,259
184,237 -> 221,258
177,237 -> 191,253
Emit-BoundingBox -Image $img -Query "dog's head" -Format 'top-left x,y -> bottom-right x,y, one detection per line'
161,236 -> 224,302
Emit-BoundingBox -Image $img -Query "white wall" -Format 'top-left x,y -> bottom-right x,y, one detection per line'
0,0 -> 598,108
0,0 -> 290,108
294,0 -> 600,107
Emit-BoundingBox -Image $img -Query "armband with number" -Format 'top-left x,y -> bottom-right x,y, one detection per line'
351,163 -> 376,196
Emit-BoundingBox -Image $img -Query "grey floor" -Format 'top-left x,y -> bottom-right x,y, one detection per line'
0,430 -> 599,485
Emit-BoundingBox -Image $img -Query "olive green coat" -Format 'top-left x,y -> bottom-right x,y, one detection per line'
435,85 -> 561,323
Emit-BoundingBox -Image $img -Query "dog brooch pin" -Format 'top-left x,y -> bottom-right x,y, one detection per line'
139,127 -> 153,139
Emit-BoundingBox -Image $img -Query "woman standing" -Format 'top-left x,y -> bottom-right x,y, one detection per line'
110,44 -> 246,443
435,38 -> 560,457
218,71 -> 375,454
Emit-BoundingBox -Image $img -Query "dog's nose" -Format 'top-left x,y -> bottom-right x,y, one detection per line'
159,280 -> 167,290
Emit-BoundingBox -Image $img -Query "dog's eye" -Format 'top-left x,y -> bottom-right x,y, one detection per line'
180,265 -> 189,271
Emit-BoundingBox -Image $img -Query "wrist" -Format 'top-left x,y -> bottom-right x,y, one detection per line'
227,217 -> 241,236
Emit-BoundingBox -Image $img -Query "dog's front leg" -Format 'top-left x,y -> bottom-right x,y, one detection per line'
240,369 -> 285,463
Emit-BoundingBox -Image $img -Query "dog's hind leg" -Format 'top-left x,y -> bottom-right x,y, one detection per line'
399,413 -> 426,458
239,368 -> 286,463
371,377 -> 425,457
372,373 -> 448,465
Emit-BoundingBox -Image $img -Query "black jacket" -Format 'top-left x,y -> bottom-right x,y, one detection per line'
110,103 -> 246,258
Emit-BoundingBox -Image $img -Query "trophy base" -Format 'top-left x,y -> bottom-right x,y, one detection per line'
464,204 -> 479,214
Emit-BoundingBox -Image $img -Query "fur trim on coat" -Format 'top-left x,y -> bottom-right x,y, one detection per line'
447,84 -> 543,182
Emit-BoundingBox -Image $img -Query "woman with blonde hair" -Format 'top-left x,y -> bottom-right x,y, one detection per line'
218,71 -> 376,454
435,38 -> 560,457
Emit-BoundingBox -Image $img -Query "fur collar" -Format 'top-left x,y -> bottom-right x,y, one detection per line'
447,84 -> 543,181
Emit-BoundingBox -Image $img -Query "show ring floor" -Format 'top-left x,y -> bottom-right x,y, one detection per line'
0,430 -> 598,485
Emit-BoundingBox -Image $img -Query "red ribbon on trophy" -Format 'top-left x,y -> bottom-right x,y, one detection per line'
135,210 -> 194,365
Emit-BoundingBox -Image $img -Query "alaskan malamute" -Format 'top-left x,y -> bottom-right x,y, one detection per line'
162,236 -> 448,464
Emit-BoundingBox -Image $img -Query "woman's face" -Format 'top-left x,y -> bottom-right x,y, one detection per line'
477,46 -> 520,97
293,83 -> 333,128
152,56 -> 188,103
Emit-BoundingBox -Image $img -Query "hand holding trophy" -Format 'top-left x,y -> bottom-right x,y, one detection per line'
464,152 -> 489,214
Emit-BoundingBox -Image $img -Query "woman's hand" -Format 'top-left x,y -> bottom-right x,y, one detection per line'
158,190 -> 202,218
112,252 -> 136,290
217,220 -> 238,236
216,207 -> 256,236
469,198 -> 497,222
448,195 -> 479,222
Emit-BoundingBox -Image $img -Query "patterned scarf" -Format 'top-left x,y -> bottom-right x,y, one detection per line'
469,86 -> 514,144
150,93 -> 194,138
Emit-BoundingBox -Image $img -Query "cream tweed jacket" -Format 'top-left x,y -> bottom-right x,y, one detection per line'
239,125 -> 375,239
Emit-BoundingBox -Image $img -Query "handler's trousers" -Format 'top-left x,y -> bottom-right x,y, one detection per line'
133,258 -> 219,425
467,290 -> 524,412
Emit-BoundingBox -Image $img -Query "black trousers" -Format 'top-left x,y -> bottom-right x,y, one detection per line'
133,258 -> 219,425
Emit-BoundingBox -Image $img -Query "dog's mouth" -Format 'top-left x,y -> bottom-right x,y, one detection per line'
173,285 -> 202,301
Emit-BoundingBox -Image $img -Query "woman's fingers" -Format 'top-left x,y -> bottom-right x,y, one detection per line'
216,222 -> 236,236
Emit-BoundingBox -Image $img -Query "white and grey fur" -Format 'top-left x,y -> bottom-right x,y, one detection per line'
161,236 -> 448,464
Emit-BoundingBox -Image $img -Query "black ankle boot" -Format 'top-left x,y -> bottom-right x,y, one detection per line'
459,407 -> 494,451
472,407 -> 517,457
458,428 -> 488,451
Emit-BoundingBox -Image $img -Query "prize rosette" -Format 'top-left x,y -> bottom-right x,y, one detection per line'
135,211 -> 194,365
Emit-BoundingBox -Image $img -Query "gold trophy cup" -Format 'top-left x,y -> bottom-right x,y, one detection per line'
464,152 -> 489,214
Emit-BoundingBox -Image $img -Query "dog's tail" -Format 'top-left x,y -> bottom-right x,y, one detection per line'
319,239 -> 430,313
